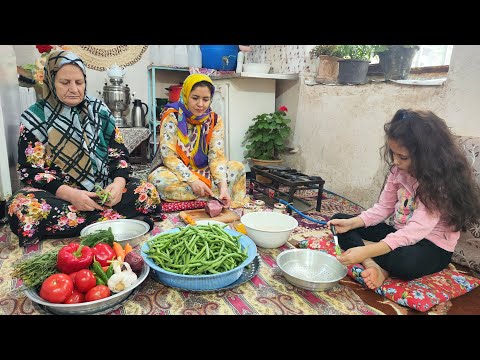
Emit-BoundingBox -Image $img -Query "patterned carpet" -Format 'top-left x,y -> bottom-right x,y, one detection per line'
1,183 -> 479,315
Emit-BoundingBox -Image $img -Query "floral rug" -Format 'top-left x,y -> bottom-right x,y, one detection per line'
1,186 -> 479,315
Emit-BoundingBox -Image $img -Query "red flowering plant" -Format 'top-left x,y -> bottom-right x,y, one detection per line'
243,105 -> 292,160
22,45 -> 70,85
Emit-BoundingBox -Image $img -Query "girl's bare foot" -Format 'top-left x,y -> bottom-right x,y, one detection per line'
361,260 -> 388,289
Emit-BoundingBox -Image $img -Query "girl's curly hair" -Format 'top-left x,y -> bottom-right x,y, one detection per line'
382,109 -> 480,231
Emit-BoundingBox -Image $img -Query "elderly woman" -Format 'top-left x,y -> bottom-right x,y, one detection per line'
6,50 -> 162,247
148,74 -> 247,208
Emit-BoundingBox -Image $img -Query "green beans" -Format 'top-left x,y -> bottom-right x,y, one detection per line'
144,224 -> 248,275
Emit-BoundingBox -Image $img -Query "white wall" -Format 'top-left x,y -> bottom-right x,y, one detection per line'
276,45 -> 480,208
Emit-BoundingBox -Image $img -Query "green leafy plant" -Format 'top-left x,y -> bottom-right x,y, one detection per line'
374,45 -> 420,55
309,45 -> 342,59
336,45 -> 376,61
243,106 -> 292,160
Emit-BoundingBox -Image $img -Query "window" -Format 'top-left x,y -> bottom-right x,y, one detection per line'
411,45 -> 453,68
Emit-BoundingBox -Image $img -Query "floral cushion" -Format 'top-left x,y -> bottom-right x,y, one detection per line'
452,136 -> 480,273
297,235 -> 480,312
161,200 -> 207,213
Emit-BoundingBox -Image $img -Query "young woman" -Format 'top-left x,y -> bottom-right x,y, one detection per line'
6,50 -> 162,246
328,109 -> 480,289
148,74 -> 247,208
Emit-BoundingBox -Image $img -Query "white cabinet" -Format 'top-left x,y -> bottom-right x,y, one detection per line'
211,77 -> 277,172
147,66 -> 298,171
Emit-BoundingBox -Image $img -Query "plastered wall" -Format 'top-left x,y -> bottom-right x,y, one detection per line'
271,45 -> 480,208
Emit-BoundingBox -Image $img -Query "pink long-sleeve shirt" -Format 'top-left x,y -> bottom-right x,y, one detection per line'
358,166 -> 458,252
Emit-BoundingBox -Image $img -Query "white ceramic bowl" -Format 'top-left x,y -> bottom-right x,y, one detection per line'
243,63 -> 271,74
240,212 -> 298,248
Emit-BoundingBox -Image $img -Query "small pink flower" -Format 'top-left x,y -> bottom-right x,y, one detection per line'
279,106 -> 288,112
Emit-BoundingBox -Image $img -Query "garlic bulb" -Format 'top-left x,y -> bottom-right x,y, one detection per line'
107,261 -> 138,293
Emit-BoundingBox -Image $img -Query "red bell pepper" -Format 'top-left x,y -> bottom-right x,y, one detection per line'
91,243 -> 116,267
57,243 -> 94,274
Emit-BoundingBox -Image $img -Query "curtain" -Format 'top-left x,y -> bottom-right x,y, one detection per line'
0,45 -> 23,200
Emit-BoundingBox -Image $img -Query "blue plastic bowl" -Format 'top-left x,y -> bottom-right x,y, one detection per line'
141,227 -> 257,291
200,45 -> 238,71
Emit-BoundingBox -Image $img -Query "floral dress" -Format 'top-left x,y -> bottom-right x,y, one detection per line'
7,124 -> 161,247
148,112 -> 247,205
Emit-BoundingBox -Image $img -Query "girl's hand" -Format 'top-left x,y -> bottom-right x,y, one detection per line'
336,246 -> 370,266
327,218 -> 354,233
327,216 -> 363,234
103,178 -> 126,207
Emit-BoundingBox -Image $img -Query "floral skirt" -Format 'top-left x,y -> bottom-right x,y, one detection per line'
6,178 -> 162,247
148,160 -> 248,206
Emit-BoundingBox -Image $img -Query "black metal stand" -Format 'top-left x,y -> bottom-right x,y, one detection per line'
249,165 -> 325,214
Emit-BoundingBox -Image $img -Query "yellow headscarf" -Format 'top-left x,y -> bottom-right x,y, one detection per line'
179,73 -> 214,110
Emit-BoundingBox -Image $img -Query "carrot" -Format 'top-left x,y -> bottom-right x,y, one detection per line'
102,265 -> 109,272
124,243 -> 133,255
113,241 -> 126,262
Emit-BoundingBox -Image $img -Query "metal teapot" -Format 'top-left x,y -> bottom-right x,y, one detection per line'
131,99 -> 149,127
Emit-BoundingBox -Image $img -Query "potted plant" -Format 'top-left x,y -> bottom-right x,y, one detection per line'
243,105 -> 292,183
309,45 -> 342,84
374,45 -> 420,80
336,45 -> 376,85
243,105 -> 292,173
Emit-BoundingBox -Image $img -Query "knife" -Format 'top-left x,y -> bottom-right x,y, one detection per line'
330,224 -> 342,256
210,195 -> 226,207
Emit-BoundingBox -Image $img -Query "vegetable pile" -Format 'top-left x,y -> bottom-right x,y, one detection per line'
144,224 -> 248,275
12,227 -> 145,305
94,184 -> 112,206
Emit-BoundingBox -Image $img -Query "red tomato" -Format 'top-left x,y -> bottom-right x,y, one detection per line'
74,269 -> 96,293
39,273 -> 74,303
63,289 -> 85,304
85,285 -> 111,302
69,271 -> 78,283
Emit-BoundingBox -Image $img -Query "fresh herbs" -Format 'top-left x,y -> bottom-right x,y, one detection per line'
95,184 -> 112,206
80,227 -> 115,248
11,248 -> 61,289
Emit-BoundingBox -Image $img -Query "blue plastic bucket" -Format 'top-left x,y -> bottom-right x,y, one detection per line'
200,45 -> 238,71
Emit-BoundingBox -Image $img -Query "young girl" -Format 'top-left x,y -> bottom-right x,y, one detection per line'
328,109 -> 480,289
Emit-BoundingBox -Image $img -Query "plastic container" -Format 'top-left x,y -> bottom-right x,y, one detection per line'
149,45 -> 161,64
235,51 -> 244,73
157,45 -> 175,66
200,45 -> 238,71
141,227 -> 257,290
188,45 -> 202,68
243,63 -> 271,74
174,45 -> 189,67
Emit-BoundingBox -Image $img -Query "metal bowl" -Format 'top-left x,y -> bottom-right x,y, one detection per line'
276,249 -> 347,291
80,219 -> 150,248
23,263 -> 150,315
